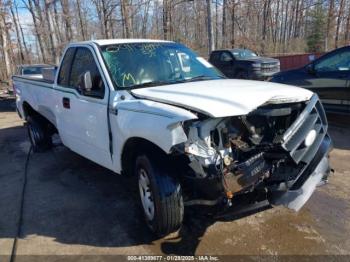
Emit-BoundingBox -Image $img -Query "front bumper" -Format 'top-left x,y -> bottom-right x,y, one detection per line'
268,134 -> 332,211
250,70 -> 280,80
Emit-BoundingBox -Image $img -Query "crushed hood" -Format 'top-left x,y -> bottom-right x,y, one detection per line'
131,79 -> 313,117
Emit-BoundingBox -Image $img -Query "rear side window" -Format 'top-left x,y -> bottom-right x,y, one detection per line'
23,67 -> 43,75
69,47 -> 105,99
57,48 -> 75,86
315,49 -> 350,72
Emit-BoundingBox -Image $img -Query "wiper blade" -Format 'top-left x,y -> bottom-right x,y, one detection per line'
177,75 -> 223,83
130,80 -> 172,89
129,76 -> 223,89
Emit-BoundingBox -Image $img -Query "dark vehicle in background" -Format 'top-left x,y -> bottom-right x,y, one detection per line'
16,64 -> 54,79
209,49 -> 280,80
271,46 -> 350,114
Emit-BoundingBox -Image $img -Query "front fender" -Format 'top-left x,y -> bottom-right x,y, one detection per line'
111,99 -> 198,173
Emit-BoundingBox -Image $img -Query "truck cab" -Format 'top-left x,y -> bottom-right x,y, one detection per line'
271,46 -> 350,114
209,49 -> 280,80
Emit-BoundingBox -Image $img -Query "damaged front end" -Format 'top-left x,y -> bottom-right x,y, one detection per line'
174,94 -> 332,211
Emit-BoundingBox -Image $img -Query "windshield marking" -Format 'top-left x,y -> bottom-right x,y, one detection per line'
141,43 -> 161,57
101,43 -> 223,90
122,73 -> 136,86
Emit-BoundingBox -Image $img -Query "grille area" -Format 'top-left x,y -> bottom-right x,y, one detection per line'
261,62 -> 277,67
261,62 -> 280,73
261,67 -> 278,73
281,95 -> 328,165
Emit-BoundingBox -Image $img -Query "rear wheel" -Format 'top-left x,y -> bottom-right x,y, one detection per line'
135,153 -> 184,237
27,116 -> 52,152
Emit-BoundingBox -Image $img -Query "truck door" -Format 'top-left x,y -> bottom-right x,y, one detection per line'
55,46 -> 113,169
218,51 -> 235,78
306,47 -> 350,114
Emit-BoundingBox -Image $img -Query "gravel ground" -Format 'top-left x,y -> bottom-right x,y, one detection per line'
0,95 -> 349,261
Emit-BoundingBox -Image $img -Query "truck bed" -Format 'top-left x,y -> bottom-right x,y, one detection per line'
13,75 -> 54,85
13,75 -> 56,127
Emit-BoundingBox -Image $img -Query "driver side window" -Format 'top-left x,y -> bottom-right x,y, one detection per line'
220,52 -> 233,62
314,49 -> 350,72
69,47 -> 105,99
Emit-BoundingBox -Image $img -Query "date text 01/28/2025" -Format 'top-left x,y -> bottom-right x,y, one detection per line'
127,255 -> 219,261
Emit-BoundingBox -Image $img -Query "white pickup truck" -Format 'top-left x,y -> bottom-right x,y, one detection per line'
13,39 -> 332,236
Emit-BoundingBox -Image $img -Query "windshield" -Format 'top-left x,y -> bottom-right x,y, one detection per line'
231,49 -> 258,59
101,42 -> 224,89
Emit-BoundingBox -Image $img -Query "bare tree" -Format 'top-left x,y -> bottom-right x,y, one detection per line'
162,0 -> 170,40
14,2 -> 30,62
121,0 -> 132,38
10,3 -> 25,63
44,0 -> 57,63
230,0 -> 236,48
1,0 -> 350,83
325,0 -> 335,50
0,1 -> 12,78
60,0 -> 73,41
206,0 -> 214,54
222,0 -> 227,48
345,4 -> 350,42
25,0 -> 47,62
335,0 -> 345,48
76,0 -> 86,40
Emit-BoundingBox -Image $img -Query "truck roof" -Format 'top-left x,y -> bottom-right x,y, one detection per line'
17,64 -> 55,68
211,48 -> 253,53
72,38 -> 173,46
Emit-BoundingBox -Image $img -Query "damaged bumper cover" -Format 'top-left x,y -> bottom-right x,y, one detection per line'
214,134 -> 332,219
268,134 -> 332,211
180,94 -> 332,214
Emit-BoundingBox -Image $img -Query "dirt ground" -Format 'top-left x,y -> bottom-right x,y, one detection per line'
0,93 -> 350,260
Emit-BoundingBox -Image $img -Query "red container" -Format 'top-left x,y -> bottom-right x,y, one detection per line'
273,53 -> 324,71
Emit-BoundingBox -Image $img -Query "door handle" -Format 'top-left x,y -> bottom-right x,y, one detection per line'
62,97 -> 70,109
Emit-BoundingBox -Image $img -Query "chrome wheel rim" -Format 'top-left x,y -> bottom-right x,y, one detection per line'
138,168 -> 155,221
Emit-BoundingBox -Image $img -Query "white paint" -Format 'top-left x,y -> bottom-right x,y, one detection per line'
91,38 -> 172,46
132,79 -> 313,117
196,57 -> 213,68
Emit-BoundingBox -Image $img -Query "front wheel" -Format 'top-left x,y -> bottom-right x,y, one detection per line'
135,153 -> 184,237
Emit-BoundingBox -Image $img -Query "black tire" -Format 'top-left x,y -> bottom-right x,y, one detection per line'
236,70 -> 249,79
27,116 -> 52,152
135,153 -> 184,237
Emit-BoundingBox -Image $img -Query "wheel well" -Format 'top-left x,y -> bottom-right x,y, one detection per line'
22,101 -> 38,119
121,137 -> 169,176
22,101 -> 57,135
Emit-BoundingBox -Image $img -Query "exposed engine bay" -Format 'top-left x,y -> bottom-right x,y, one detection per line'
177,97 -> 330,208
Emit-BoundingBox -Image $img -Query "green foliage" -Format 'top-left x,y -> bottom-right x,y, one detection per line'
306,3 -> 327,53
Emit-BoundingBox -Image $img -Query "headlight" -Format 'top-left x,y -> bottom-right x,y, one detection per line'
252,63 -> 261,68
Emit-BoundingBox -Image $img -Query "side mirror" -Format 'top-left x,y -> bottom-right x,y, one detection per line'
80,71 -> 92,93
